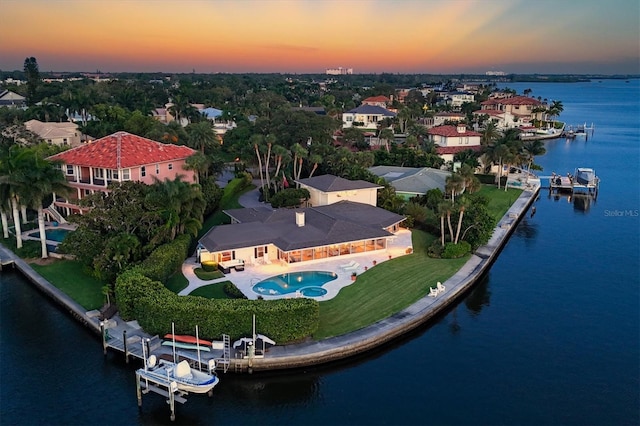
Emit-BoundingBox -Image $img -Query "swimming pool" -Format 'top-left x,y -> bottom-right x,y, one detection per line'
27,228 -> 71,243
253,271 -> 338,297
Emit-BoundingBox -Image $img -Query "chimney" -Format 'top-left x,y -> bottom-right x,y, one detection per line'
296,211 -> 305,227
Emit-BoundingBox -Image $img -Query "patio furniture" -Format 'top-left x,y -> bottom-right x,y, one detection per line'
437,282 -> 445,293
343,262 -> 359,272
428,287 -> 439,297
340,260 -> 357,269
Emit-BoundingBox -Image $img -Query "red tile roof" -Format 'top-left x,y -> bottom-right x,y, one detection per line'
436,145 -> 482,155
363,95 -> 390,103
428,125 -> 482,137
47,131 -> 196,168
481,96 -> 543,106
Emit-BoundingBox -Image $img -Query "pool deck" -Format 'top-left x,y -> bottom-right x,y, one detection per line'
20,223 -> 77,247
179,228 -> 413,301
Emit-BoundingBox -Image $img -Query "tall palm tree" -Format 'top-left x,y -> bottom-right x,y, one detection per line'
1,146 -> 35,249
480,121 -> 499,146
522,139 -> 546,177
20,157 -> 70,258
187,121 -> 217,153
308,154 -> 322,178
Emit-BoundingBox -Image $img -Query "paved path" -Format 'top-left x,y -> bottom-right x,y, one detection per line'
237,179 -> 271,209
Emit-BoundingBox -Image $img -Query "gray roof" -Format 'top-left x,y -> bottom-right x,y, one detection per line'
200,201 -> 405,252
345,104 -> 396,116
296,174 -> 381,193
368,166 -> 451,195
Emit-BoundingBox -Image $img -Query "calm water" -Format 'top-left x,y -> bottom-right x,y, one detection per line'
1,79 -> 638,425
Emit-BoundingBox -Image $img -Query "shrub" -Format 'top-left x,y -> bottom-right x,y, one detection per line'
201,261 -> 218,272
223,282 -> 248,299
442,241 -> 471,259
138,234 -> 191,283
269,188 -> 311,208
115,270 -> 318,342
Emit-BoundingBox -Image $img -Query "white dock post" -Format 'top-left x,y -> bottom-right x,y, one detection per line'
136,372 -> 142,408
100,321 -> 107,355
123,330 -> 128,363
169,381 -> 178,422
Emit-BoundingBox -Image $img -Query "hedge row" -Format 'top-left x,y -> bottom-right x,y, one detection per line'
138,234 -> 192,283
476,174 -> 507,185
115,268 -> 319,342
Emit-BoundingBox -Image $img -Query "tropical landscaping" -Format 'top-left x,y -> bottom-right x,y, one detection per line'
1,63 -> 544,343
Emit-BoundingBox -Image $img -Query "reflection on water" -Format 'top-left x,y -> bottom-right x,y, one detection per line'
572,194 -> 594,212
464,274 -> 491,316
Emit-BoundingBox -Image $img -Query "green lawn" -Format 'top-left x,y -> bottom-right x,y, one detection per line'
189,281 -> 232,299
165,272 -> 189,293
314,230 -> 469,339
198,184 -> 256,238
30,260 -> 105,310
477,185 -> 523,221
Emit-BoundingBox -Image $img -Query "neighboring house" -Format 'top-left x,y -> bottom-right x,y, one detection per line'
198,200 -> 405,265
24,119 -> 82,147
199,107 -> 223,121
152,108 -> 168,123
433,112 -> 466,126
292,106 -> 327,115
296,174 -> 381,207
472,109 -> 516,129
427,124 -> 482,162
361,96 -> 390,108
477,96 -> 546,126
368,166 -> 451,200
444,91 -> 475,109
46,131 -> 197,216
0,90 -> 26,108
342,104 -> 396,129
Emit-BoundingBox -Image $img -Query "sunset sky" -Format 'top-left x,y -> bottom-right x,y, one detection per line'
1,0 -> 638,74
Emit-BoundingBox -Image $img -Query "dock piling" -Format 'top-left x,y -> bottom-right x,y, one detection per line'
123,330 -> 128,363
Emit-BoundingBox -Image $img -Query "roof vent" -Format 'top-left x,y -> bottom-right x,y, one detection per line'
296,211 -> 305,227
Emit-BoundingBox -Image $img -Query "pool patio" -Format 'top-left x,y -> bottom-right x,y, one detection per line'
180,228 -> 413,301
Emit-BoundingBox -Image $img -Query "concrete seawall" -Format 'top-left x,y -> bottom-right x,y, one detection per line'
2,184 -> 539,373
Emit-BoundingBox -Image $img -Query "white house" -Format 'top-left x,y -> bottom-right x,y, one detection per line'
342,104 -> 396,129
296,174 -> 381,207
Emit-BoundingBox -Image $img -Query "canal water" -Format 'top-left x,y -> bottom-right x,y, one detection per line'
1,79 -> 638,425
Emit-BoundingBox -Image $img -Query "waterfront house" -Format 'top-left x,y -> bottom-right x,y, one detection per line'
46,131 -> 197,216
476,96 -> 546,127
369,166 -> 451,200
427,124 -> 482,163
433,112 -> 466,127
361,95 -> 391,108
198,174 -> 404,265
342,104 -> 396,129
24,119 -> 82,147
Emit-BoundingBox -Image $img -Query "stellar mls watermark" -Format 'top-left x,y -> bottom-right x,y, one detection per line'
604,209 -> 639,217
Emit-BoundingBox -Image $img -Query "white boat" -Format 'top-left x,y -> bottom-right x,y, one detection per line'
137,356 -> 219,394
575,168 -> 597,186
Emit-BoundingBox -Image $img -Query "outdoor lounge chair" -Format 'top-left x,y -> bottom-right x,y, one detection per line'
428,287 -> 439,297
340,260 -> 357,269
437,282 -> 445,293
343,262 -> 359,272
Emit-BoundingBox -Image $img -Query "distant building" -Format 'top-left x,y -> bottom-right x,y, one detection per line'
24,119 -> 82,147
485,71 -> 506,76
326,67 -> 353,75
369,166 -> 451,200
427,124 -> 482,163
0,90 -> 26,108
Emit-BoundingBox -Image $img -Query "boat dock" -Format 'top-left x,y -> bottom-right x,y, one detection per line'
542,169 -> 600,195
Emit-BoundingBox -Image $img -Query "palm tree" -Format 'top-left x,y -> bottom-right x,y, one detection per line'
1,146 -> 34,249
187,122 -> 218,153
480,121 -> 499,146
291,143 -> 308,184
308,154 -> 322,178
20,157 -> 70,258
379,128 -> 394,152
251,134 -> 265,191
437,202 -> 449,247
521,139 -> 546,177
445,173 -> 465,204
271,145 -> 290,186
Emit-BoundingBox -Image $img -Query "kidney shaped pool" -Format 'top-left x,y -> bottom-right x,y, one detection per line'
252,271 -> 338,297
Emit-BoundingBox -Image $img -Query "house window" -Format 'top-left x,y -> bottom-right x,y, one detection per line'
168,163 -> 173,170
93,168 -> 104,179
63,138 -> 68,145
84,189 -> 91,196
66,165 -> 74,175
155,164 -> 159,174
219,251 -> 234,262
346,116 -> 353,122
141,166 -> 146,177
122,169 -> 130,180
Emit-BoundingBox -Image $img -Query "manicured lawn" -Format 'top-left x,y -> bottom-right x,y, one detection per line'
198,183 -> 256,237
189,281 -> 232,299
30,260 -> 105,310
314,230 -> 469,339
194,268 -> 224,280
477,185 -> 523,221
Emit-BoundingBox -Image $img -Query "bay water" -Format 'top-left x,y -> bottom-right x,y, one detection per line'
1,79 -> 638,425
